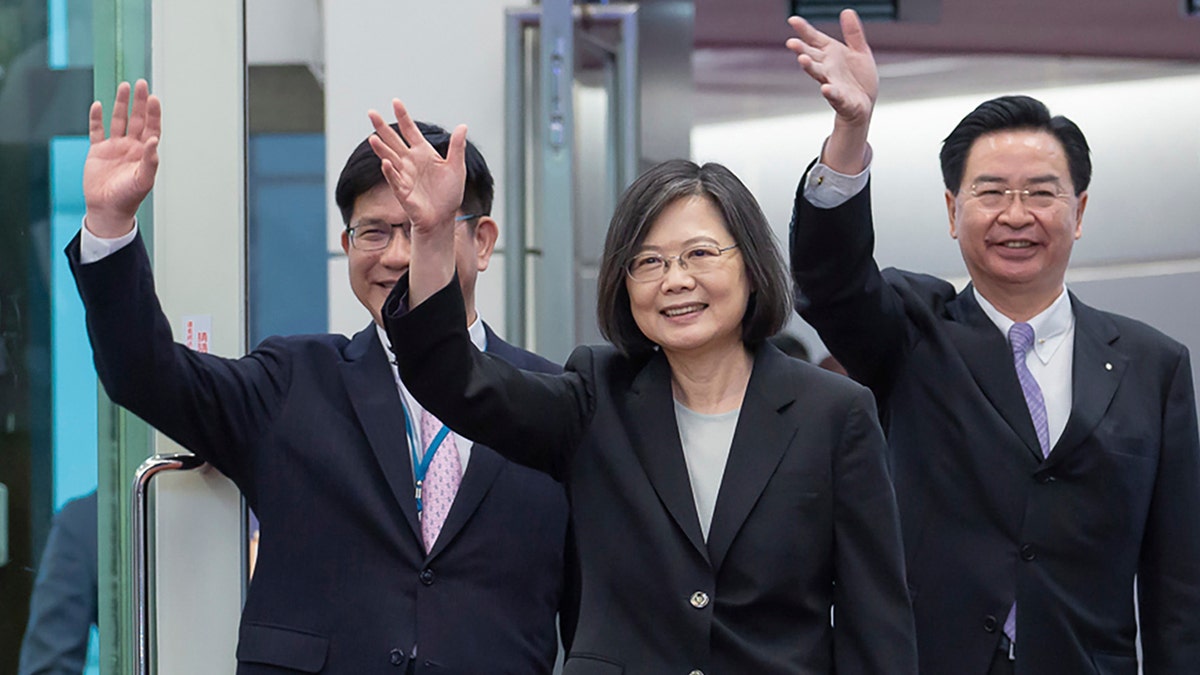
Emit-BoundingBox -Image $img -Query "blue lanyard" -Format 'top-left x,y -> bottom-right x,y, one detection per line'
401,402 -> 452,516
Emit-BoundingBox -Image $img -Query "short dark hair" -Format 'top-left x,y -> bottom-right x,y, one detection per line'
596,159 -> 792,356
940,95 -> 1091,195
334,121 -> 494,226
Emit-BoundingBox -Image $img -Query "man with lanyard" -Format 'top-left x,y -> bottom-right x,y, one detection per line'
70,80 -> 569,673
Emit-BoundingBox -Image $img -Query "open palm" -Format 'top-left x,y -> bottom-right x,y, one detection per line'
83,79 -> 162,235
786,9 -> 878,126
367,99 -> 467,234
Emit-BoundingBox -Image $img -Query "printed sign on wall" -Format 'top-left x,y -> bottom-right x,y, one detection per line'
182,315 -> 213,353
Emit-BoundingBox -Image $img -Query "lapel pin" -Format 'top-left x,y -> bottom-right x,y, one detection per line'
1105,362 -> 1113,371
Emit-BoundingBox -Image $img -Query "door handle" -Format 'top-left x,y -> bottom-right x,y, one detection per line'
132,453 -> 206,675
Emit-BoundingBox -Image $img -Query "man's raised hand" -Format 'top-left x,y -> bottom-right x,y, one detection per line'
83,79 -> 162,238
786,9 -> 878,128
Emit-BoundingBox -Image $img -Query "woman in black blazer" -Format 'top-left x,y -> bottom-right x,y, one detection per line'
370,101 -> 917,675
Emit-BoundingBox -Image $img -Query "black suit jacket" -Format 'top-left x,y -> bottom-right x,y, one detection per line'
384,276 -> 917,675
791,178 -> 1200,675
67,233 -> 569,674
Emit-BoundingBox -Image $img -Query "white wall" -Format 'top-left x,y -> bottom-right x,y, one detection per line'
693,74 -> 1200,279
323,0 -> 517,338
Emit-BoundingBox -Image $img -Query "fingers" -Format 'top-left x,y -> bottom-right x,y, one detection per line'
390,99 -> 424,151
379,158 -> 410,197
794,53 -> 830,85
144,94 -> 163,143
786,15 -> 828,49
445,124 -> 469,173
839,9 -> 871,54
127,79 -> 150,138
785,36 -> 823,63
141,136 -> 160,178
367,132 -> 402,169
88,101 -> 105,144
110,81 -> 131,138
368,109 -> 408,160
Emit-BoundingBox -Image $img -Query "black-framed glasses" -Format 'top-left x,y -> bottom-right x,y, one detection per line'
346,213 -> 484,252
625,243 -> 739,282
968,182 -> 1070,212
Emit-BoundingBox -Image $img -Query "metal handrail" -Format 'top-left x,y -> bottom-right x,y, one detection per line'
132,453 -> 206,675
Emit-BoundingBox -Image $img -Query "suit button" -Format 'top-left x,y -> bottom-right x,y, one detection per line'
1038,473 -> 1057,484
420,568 -> 435,585
689,591 -> 710,609
689,671 -> 704,675
983,615 -> 997,633
1020,544 -> 1036,561
389,649 -> 406,666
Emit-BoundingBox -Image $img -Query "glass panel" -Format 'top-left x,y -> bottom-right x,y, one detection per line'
0,0 -> 107,673
90,1 -> 153,674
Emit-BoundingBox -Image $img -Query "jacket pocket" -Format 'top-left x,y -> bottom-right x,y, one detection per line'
563,653 -> 625,675
1090,650 -> 1138,675
236,622 -> 329,673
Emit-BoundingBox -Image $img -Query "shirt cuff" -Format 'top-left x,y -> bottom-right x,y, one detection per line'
802,144 -> 873,209
79,217 -> 138,264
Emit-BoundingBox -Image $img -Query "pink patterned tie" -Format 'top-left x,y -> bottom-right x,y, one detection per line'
420,408 -> 461,553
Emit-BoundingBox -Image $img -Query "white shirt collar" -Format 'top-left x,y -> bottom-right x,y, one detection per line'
375,311 -> 487,361
973,286 -> 1074,365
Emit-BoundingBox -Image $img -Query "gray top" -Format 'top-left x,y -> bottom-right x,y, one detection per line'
673,400 -> 740,540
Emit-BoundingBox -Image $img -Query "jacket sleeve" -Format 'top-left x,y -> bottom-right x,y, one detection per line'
830,385 -> 919,674
1138,345 -> 1200,672
66,231 -> 289,490
790,167 -> 910,396
384,274 -> 593,481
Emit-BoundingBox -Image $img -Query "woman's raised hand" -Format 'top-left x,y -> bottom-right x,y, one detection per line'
367,99 -> 467,235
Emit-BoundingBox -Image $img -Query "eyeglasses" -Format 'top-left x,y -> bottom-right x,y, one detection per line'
625,243 -> 739,282
968,183 -> 1070,212
346,213 -> 484,252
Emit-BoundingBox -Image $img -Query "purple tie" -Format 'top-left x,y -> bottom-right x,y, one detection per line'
420,408 -> 461,553
1003,322 -> 1050,647
1009,322 -> 1050,457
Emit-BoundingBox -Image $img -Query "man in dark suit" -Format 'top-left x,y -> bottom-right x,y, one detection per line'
67,80 -> 568,673
786,10 -> 1200,675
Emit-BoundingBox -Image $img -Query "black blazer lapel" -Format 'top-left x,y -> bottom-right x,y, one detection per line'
706,344 -> 799,572
339,325 -> 422,542
1042,296 -> 1127,470
625,352 -> 709,563
947,286 -> 1044,461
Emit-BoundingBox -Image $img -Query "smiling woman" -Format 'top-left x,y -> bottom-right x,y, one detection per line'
595,160 -> 790,372
374,99 -> 918,674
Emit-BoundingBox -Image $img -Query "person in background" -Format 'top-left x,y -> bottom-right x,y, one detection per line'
372,99 -> 916,674
787,10 -> 1200,675
18,492 -> 97,675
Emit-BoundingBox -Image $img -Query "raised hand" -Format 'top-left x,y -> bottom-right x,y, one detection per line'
83,79 -> 162,238
786,9 -> 878,128
367,100 -> 468,235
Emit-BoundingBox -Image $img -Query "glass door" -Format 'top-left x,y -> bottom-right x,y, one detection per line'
1,0 -> 114,672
